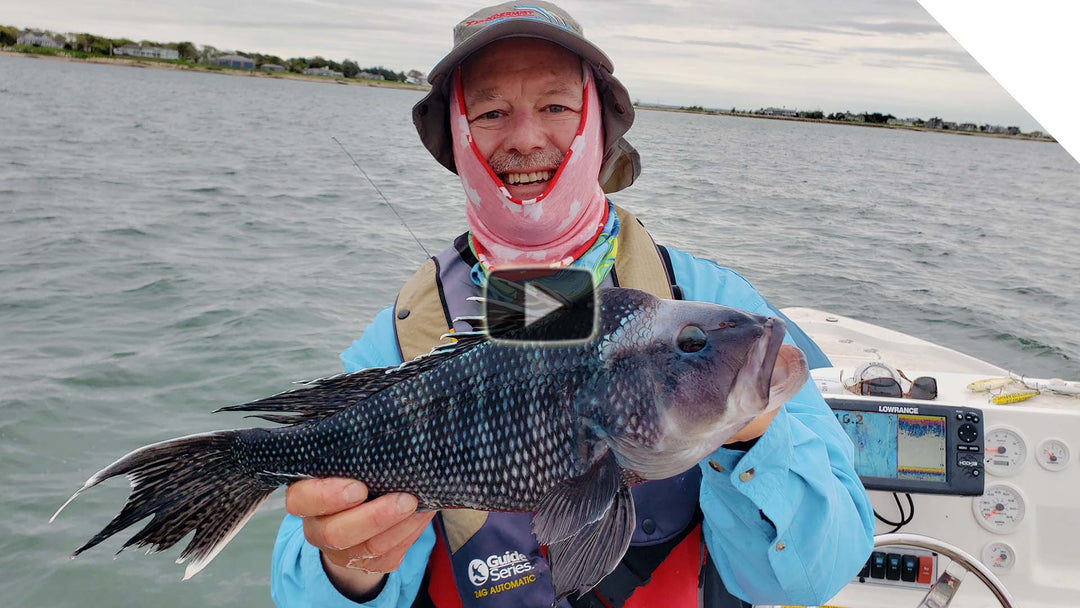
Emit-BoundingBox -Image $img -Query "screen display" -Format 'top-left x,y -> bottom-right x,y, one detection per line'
835,411 -> 948,483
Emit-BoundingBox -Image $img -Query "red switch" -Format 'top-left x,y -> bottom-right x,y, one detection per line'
917,556 -> 934,584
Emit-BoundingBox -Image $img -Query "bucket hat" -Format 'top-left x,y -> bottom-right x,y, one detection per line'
412,1 -> 640,193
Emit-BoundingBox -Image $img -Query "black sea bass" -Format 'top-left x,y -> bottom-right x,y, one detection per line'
54,287 -> 807,599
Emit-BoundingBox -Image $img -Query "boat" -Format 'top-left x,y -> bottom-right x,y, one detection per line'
777,307 -> 1080,608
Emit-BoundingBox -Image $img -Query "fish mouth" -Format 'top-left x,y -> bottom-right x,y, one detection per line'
738,318 -> 808,413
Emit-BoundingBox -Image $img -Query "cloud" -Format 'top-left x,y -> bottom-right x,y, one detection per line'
834,20 -> 946,35
614,35 -> 768,51
845,45 -> 984,73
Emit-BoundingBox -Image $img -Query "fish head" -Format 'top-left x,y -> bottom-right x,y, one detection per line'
595,289 -> 808,480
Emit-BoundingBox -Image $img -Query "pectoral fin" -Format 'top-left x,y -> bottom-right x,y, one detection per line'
547,484 -> 636,601
531,450 -> 621,545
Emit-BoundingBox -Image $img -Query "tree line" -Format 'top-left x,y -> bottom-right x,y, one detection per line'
1,25 -> 409,81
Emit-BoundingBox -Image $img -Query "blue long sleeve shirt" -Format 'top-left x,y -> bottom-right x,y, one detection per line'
271,247 -> 875,607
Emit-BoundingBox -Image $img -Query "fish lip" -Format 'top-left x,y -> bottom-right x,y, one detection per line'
736,316 -> 805,411
755,318 -> 787,401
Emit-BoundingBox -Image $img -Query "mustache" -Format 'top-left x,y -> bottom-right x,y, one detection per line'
487,150 -> 565,173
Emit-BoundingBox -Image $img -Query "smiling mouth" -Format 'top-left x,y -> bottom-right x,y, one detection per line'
500,170 -> 554,186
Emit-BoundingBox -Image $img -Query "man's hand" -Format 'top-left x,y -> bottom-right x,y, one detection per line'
286,478 -> 435,601
725,407 -> 780,445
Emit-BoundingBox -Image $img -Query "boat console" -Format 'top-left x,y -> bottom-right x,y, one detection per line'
829,397 -> 985,496
781,308 -> 1080,608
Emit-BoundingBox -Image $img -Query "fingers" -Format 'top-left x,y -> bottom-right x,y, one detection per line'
305,492 -> 420,552
286,478 -> 434,576
324,510 -> 436,573
285,478 -> 368,517
724,407 -> 780,444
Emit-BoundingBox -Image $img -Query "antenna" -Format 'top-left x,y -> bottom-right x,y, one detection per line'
331,136 -> 432,258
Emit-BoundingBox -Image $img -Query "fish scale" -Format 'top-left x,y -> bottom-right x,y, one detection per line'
54,287 -> 804,598
233,341 -> 593,511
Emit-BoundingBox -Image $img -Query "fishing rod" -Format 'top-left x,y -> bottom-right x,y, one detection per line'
331,136 -> 432,258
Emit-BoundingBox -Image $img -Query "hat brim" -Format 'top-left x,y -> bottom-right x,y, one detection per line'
413,22 -> 639,193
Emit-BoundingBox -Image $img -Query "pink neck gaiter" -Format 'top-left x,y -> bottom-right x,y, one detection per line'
450,65 -> 608,270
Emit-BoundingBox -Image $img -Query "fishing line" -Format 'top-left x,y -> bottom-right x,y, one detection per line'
331,136 -> 432,258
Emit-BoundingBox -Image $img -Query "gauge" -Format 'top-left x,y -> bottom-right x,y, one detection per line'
973,484 -> 1026,534
984,427 -> 1027,476
981,542 -> 1016,573
1036,438 -> 1070,472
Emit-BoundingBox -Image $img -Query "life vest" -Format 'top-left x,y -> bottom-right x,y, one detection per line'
393,205 -> 739,608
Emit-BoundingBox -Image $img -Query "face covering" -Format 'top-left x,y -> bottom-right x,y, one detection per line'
450,64 -> 608,270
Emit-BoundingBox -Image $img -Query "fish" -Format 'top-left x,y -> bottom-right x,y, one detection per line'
53,287 -> 808,599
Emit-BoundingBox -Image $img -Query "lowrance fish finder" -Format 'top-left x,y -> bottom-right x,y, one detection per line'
826,397 -> 985,496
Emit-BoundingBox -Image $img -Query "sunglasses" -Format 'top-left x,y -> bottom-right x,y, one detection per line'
847,370 -> 938,400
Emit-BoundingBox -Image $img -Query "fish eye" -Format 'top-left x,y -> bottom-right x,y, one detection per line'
676,325 -> 707,353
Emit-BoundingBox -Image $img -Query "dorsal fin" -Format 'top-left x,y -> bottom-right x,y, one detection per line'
216,331 -> 488,425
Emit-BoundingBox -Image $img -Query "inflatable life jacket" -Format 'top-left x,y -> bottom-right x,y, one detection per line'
392,205 -> 746,608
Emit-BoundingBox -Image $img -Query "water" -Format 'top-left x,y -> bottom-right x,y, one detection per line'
1,54 -> 1078,606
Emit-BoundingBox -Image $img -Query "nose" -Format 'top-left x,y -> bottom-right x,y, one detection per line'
503,110 -> 547,155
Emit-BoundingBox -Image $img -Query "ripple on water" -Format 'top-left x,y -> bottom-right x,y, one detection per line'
2,54 -> 1078,608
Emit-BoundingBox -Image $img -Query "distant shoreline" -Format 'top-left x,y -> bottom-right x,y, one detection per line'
0,49 -> 430,93
635,105 -> 1054,143
2,50 -> 1052,142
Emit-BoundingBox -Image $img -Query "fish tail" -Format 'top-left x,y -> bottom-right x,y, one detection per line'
52,430 -> 278,579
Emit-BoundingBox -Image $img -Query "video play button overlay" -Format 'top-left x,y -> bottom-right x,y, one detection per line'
484,267 -> 597,344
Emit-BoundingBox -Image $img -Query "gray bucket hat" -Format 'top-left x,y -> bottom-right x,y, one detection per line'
412,0 -> 640,193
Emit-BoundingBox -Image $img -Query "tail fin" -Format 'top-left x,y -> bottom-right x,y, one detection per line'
51,430 -> 277,579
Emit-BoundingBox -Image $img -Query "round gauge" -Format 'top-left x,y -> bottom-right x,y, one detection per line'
981,542 -> 1016,572
973,484 -> 1026,534
1036,438 -> 1070,472
984,427 -> 1027,476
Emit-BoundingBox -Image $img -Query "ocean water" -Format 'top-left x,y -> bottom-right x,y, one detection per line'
1,54 -> 1078,606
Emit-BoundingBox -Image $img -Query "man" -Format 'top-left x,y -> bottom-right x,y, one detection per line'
272,2 -> 874,607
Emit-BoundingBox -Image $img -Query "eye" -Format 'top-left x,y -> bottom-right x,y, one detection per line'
676,325 -> 707,353
546,105 -> 567,114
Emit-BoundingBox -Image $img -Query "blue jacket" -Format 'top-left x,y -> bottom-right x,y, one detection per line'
271,247 -> 875,607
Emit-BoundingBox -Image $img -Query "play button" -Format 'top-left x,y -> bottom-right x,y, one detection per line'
484,267 -> 597,343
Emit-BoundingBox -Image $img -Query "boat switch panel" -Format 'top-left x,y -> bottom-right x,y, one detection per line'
854,547 -> 937,589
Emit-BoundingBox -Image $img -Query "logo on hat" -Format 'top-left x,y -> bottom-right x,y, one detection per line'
462,4 -> 570,30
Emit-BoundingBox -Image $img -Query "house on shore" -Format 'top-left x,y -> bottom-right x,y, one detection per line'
303,66 -> 344,77
357,71 -> 385,80
261,63 -> 285,71
113,44 -> 179,60
211,54 -> 255,69
887,117 -> 923,127
17,31 -> 62,48
760,107 -> 797,117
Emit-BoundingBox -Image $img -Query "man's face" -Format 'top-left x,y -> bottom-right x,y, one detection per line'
461,38 -> 584,201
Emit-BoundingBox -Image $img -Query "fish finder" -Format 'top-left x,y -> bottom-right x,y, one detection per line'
826,397 -> 984,496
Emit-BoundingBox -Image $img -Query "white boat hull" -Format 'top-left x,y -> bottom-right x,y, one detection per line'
781,308 -> 1080,608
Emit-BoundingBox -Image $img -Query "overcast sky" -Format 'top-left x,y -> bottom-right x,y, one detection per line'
2,0 -> 1043,131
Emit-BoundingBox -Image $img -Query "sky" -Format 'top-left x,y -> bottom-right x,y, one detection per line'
0,0 -> 1050,132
